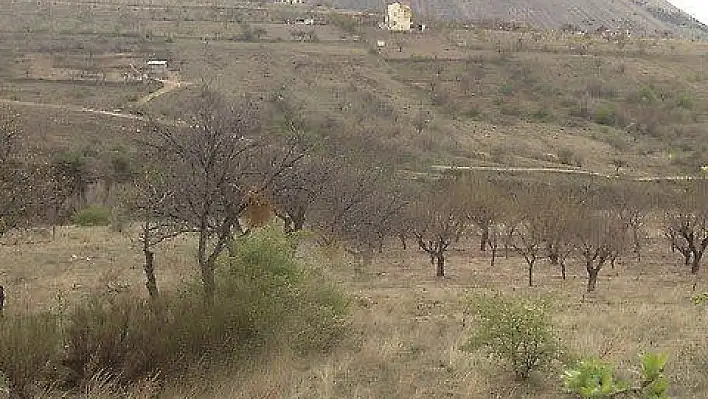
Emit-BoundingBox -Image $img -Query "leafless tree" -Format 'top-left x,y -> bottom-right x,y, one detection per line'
665,186 -> 708,274
543,192 -> 582,280
510,200 -> 548,287
460,178 -> 506,252
0,109 -> 46,240
574,209 -> 628,292
409,182 -> 467,277
142,90 -> 303,304
126,167 -> 189,301
270,155 -> 332,235
311,164 -> 404,265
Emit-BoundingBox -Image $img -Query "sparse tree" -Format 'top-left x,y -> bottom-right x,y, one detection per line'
460,178 -> 506,252
409,181 -> 466,277
510,202 -> 547,287
574,209 -> 627,292
413,105 -> 429,135
311,164 -> 403,266
665,189 -> 708,274
543,192 -> 582,280
143,90 -> 303,304
0,109 -> 45,240
127,168 -> 188,302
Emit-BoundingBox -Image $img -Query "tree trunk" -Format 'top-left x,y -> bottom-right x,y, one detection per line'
480,226 -> 489,251
490,246 -> 496,267
691,251 -> 702,275
528,261 -> 534,287
143,249 -> 159,300
200,259 -> 216,305
560,260 -> 567,280
436,254 -> 445,277
587,266 -> 599,292
399,234 -> 407,250
684,250 -> 692,267
198,228 -> 216,305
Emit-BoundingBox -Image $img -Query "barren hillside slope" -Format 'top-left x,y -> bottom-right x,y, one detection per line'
330,0 -> 707,37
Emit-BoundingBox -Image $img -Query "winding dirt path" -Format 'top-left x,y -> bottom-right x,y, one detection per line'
135,77 -> 190,106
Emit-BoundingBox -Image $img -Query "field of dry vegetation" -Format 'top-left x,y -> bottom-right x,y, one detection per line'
2,1 -> 708,398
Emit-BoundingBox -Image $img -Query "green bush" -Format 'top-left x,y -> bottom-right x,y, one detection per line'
222,226 -> 350,354
462,294 -> 563,380
0,313 -> 62,397
531,106 -> 554,123
70,206 -> 111,226
594,105 -> 619,126
563,353 -> 669,398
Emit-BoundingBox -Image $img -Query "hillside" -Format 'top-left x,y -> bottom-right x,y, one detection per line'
328,0 -> 708,38
2,0 -> 708,180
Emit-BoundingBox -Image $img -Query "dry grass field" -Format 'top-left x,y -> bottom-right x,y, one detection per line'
2,220 -> 707,398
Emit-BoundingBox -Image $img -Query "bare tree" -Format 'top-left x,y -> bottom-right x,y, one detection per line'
127,168 -> 188,301
143,90 -> 303,304
543,192 -> 582,280
0,109 -> 45,240
666,203 -> 708,275
410,182 -> 466,277
271,155 -> 332,235
574,210 -> 627,292
311,164 -> 404,266
511,207 -> 547,287
461,179 -> 506,252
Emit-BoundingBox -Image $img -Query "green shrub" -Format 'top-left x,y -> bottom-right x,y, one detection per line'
563,353 -> 669,398
0,313 -> 62,397
594,105 -> 618,126
677,93 -> 694,109
462,294 -> 562,380
70,206 -> 111,226
222,226 -> 350,354
627,85 -> 658,104
532,106 -> 554,123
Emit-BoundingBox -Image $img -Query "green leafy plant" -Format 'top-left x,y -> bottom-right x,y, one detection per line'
70,205 -> 111,226
462,294 -> 563,380
691,292 -> 708,305
563,352 -> 669,398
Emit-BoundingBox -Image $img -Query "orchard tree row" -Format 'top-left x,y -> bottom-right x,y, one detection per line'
1,92 -> 708,305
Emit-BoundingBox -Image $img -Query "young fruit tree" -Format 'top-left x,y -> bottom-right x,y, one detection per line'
543,191 -> 583,280
460,178 -> 506,252
311,164 -> 404,266
509,185 -> 555,287
126,167 -> 189,302
409,181 -> 467,277
574,209 -> 628,292
665,203 -> 708,275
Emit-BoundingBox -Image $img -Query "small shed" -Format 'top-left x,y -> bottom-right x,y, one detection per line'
146,60 -> 168,78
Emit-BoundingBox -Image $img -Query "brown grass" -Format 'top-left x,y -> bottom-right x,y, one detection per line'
3,224 -> 708,398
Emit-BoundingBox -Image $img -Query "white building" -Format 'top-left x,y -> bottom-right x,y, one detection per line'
385,2 -> 413,32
